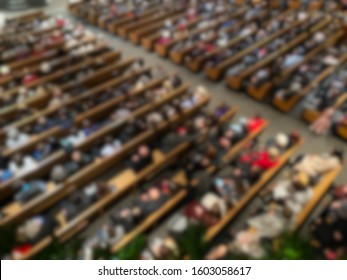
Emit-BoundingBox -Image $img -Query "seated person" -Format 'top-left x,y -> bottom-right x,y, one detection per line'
129,145 -> 153,172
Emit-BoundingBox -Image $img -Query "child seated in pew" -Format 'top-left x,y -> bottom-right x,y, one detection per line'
310,184 -> 347,260
205,149 -> 343,260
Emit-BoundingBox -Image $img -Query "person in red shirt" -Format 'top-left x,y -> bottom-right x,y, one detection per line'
22,68 -> 39,85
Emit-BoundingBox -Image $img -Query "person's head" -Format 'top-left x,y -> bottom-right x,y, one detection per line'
193,203 -> 204,217
275,133 -> 289,149
250,165 -> 261,176
119,208 -> 131,218
132,207 -> 142,217
71,150 -> 82,162
224,129 -> 234,140
218,136 -> 231,150
52,87 -> 62,98
138,145 -> 150,158
131,154 -> 140,163
148,187 -> 161,201
140,192 -> 149,203
199,156 -> 210,168
50,165 -> 67,183
233,168 -> 242,178
37,116 -> 47,126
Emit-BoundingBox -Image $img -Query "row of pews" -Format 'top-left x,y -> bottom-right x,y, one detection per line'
0,10 -> 343,260
69,0 -> 347,142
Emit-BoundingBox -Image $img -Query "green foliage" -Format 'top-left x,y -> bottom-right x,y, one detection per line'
93,246 -> 116,260
262,231 -> 314,260
0,225 -> 17,258
36,239 -> 83,260
117,235 -> 147,260
176,224 -> 209,260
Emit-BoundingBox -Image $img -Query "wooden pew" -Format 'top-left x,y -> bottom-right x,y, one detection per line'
308,0 -> 324,11
117,8 -> 185,38
13,93 -> 211,260
204,137 -> 303,242
226,16 -> 332,91
288,0 -> 301,10
107,6 -> 162,34
205,15 -> 311,81
141,12 -> 205,51
129,11 -> 187,45
249,29 -> 344,103
98,4 -> 158,30
68,0 -> 82,13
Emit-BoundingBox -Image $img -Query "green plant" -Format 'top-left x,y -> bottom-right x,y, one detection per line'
0,225 -> 16,258
177,224 -> 210,260
263,231 -> 314,260
36,238 -> 83,260
117,235 -> 147,260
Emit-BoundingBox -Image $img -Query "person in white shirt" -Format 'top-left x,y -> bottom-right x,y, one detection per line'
9,153 -> 37,176
6,128 -> 30,149
100,137 -> 122,158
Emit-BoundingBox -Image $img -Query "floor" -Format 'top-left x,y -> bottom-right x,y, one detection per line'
1,1 -> 346,246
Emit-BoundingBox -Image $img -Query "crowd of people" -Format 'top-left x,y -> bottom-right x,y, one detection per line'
0,1 -> 345,260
